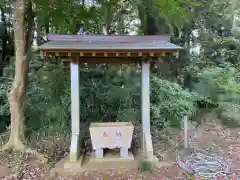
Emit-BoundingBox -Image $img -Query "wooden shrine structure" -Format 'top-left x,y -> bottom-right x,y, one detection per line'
39,35 -> 182,171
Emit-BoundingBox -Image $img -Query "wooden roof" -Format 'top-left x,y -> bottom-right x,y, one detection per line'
39,35 -> 183,63
40,40 -> 182,51
47,35 -> 171,41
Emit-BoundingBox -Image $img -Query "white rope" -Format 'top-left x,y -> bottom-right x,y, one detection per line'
177,115 -> 239,179
176,151 -> 230,179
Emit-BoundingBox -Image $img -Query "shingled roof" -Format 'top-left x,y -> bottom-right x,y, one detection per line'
39,35 -> 183,63
40,39 -> 182,51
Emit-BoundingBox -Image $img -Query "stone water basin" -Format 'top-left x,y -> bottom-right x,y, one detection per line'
89,122 -> 134,158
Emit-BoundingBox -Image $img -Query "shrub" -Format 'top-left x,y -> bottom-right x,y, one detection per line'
0,56 -> 141,135
217,102 -> 240,127
0,55 -> 201,152
150,75 -> 198,130
140,159 -> 154,172
193,64 -> 240,126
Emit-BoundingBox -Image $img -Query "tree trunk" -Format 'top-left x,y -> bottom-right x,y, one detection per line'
44,17 -> 49,35
35,17 -> 41,46
2,0 -> 34,151
137,1 -> 170,35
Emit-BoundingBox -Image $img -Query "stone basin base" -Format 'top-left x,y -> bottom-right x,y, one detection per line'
51,150 -> 138,177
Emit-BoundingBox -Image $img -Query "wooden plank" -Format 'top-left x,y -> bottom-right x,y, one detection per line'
141,61 -> 151,150
40,50 -> 44,59
42,51 -> 169,58
39,50 -> 180,64
70,62 -> 80,135
174,51 -> 179,58
78,57 -> 141,64
41,50 -> 179,56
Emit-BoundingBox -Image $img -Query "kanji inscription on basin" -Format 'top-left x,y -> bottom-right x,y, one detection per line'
103,132 -> 108,137
103,131 -> 121,137
116,131 -> 121,137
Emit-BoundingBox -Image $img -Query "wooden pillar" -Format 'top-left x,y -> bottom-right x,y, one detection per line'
70,61 -> 80,162
141,61 -> 153,160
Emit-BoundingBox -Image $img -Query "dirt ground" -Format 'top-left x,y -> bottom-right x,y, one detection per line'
0,160 -> 185,180
1,114 -> 240,180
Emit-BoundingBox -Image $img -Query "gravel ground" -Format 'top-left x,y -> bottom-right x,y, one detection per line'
1,163 -> 186,180
1,116 -> 240,180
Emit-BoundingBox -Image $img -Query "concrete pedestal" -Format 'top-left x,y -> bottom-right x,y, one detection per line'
51,150 -> 138,177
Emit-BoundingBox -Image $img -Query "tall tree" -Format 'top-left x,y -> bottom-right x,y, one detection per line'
137,0 -> 200,35
2,0 -> 34,151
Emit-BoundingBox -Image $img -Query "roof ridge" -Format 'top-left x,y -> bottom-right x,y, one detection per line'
47,34 -> 171,42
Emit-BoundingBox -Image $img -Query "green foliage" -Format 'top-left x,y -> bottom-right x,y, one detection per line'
0,54 -> 200,136
140,159 -> 154,172
2,0 -> 240,170
0,57 -> 71,133
193,64 -> 240,126
194,65 -> 240,102
0,57 -> 142,134
151,75 -> 198,129
218,102 -> 240,127
79,64 -> 141,125
0,60 -> 14,132
25,58 -> 71,132
155,0 -> 200,27
200,34 -> 240,64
